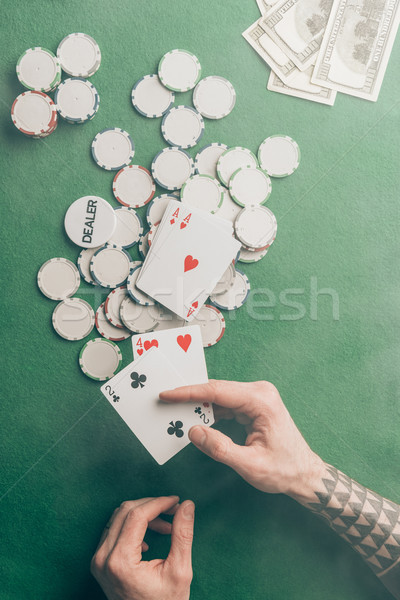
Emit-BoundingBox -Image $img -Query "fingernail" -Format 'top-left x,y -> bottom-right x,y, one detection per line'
189,426 -> 206,446
183,501 -> 195,519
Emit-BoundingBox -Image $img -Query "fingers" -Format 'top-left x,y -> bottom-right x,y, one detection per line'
160,380 -> 265,417
113,496 -> 180,564
97,497 -> 178,557
148,517 -> 172,535
189,425 -> 249,471
166,500 -> 195,578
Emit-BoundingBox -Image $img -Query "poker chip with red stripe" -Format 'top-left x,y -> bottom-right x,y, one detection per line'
11,90 -> 58,137
188,304 -> 225,347
104,285 -> 130,329
95,302 -> 131,341
112,165 -> 155,208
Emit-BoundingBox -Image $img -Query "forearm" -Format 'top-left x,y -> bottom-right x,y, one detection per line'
289,458 -> 400,599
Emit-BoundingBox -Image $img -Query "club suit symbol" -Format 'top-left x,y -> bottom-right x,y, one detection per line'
130,372 -> 147,389
194,407 -> 202,414
167,420 -> 184,438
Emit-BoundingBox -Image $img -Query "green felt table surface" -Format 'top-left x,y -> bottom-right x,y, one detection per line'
1,1 -> 400,598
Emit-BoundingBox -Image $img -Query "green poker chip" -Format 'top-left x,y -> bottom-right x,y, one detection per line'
16,47 -> 61,92
180,174 -> 223,213
216,146 -> 258,187
158,49 -> 201,92
79,338 -> 122,381
258,135 -> 300,178
229,166 -> 272,208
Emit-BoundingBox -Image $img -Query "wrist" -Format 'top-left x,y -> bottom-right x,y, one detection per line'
286,452 -> 327,505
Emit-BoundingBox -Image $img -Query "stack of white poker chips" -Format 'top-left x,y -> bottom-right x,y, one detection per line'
11,33 -> 101,138
131,49 -> 237,162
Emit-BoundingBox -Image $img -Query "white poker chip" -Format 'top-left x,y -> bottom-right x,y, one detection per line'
108,207 -> 143,248
188,304 -> 225,347
147,222 -> 160,248
90,244 -> 132,288
238,245 -> 269,263
64,196 -> 116,248
217,187 -> 242,225
37,257 -> 80,300
79,338 -> 121,382
105,285 -> 130,329
52,298 -> 94,340
258,135 -> 300,177
158,49 -> 201,92
77,246 -> 101,285
195,143 -> 228,178
11,91 -> 57,136
131,74 -> 175,118
95,302 -> 131,342
161,105 -> 204,149
54,77 -> 99,122
112,165 -> 155,208
229,166 -> 272,207
120,297 -> 160,333
146,194 -> 177,227
151,147 -> 195,191
210,270 -> 250,311
138,231 -> 150,259
91,128 -> 135,171
211,263 -> 236,296
234,206 -> 277,250
57,33 -> 101,77
217,147 -> 258,187
193,76 -> 236,119
16,47 -> 61,92
127,265 -> 155,306
180,174 -> 223,213
151,305 -> 186,331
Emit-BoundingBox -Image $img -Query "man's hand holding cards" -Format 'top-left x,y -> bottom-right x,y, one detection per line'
101,325 -> 214,465
136,199 -> 241,320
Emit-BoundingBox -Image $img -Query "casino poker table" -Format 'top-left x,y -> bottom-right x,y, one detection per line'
1,1 -> 400,599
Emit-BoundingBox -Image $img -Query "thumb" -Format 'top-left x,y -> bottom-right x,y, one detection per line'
166,501 -> 194,576
189,425 -> 244,470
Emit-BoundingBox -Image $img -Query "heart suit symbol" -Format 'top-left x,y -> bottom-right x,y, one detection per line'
177,334 -> 192,352
184,255 -> 199,273
144,339 -> 158,351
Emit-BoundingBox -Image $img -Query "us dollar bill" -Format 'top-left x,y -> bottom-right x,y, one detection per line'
260,0 -> 334,71
256,0 -> 280,14
311,0 -> 400,101
242,18 -> 300,84
267,68 -> 337,104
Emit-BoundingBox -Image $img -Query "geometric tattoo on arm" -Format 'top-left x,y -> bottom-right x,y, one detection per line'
306,464 -> 400,598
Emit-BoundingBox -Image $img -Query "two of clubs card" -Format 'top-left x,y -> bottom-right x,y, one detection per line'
136,199 -> 241,321
101,325 -> 214,465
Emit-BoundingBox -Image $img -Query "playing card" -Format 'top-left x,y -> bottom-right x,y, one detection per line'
137,200 -> 240,320
100,347 -> 214,465
131,325 -> 207,383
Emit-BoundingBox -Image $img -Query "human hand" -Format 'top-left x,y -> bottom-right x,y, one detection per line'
91,496 -> 194,600
160,381 -> 324,498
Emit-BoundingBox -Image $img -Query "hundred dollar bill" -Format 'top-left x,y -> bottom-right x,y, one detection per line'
242,18 -> 300,84
311,0 -> 400,101
256,0 -> 279,14
260,0 -> 334,71
267,67 -> 337,104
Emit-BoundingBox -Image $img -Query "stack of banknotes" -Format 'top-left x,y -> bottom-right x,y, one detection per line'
243,0 -> 400,105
